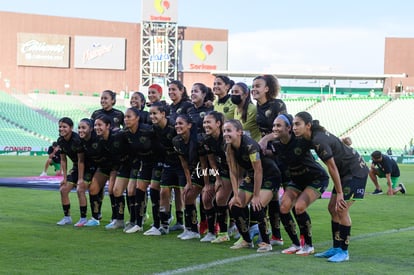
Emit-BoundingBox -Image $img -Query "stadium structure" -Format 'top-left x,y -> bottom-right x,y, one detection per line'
0,1 -> 414,162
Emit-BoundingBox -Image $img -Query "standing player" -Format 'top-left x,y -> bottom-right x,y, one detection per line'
254,74 -> 287,246
55,117 -> 85,226
293,111 -> 369,262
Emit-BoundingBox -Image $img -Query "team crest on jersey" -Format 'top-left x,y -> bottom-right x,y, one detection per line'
114,118 -> 119,123
92,142 -> 98,149
176,108 -> 182,114
200,112 -> 206,118
223,107 -> 229,113
139,137 -> 147,143
294,147 -> 302,155
265,110 -> 272,118
113,141 -> 120,148
244,176 -> 251,184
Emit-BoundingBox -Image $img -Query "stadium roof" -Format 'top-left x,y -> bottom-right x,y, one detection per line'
211,70 -> 408,81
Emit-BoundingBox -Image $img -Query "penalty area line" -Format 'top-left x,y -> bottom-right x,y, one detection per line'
155,226 -> 414,275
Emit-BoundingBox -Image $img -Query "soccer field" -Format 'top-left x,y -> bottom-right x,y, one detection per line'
0,156 -> 413,274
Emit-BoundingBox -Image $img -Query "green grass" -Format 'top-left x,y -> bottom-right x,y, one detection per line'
0,156 -> 413,274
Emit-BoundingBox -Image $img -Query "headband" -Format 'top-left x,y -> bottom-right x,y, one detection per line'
276,114 -> 291,126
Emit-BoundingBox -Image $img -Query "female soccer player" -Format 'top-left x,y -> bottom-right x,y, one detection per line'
91,90 -> 124,222
293,111 -> 369,262
84,115 -> 118,227
213,75 -> 235,120
254,75 -> 287,245
269,114 -> 329,255
56,117 -> 85,226
224,119 -> 281,253
74,118 -> 98,227
231,82 -> 261,142
202,111 -> 233,243
143,102 -> 184,236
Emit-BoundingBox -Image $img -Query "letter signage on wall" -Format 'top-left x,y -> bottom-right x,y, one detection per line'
142,0 -> 178,22
180,40 -> 228,72
74,36 -> 126,70
17,33 -> 70,68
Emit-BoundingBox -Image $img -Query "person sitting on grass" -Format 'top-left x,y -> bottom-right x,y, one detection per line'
369,150 -> 406,195
40,141 -> 62,176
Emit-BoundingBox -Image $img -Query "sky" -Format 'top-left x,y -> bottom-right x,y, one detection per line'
2,0 -> 414,75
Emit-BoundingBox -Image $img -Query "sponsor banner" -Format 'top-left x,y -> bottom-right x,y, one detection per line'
0,146 -> 44,152
74,36 -> 126,70
17,33 -> 70,68
142,0 -> 178,22
181,40 -> 228,72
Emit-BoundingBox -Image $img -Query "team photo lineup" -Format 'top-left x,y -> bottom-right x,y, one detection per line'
52,74 -> 379,263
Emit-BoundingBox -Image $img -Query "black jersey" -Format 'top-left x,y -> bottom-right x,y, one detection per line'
81,130 -> 119,170
91,108 -> 125,130
311,130 -> 369,180
256,98 -> 287,136
57,132 -> 84,167
169,99 -> 192,124
372,154 -> 400,177
227,134 -> 280,179
121,123 -> 159,164
270,133 -> 329,185
202,133 -> 228,174
172,134 -> 205,171
80,131 -> 100,168
188,104 -> 213,133
139,110 -> 151,125
153,120 -> 180,166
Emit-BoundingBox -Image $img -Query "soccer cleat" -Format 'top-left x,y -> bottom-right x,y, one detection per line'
169,222 -> 185,231
328,249 -> 349,262
230,239 -> 254,249
84,218 -> 100,227
399,183 -> 406,194
56,216 -> 72,226
256,242 -> 272,253
125,224 -> 143,234
74,218 -> 88,227
40,171 -> 47,177
158,226 -> 169,235
371,189 -> 383,195
281,244 -> 301,254
105,220 -> 124,230
315,247 -> 341,258
270,236 -> 284,246
123,222 -> 135,232
200,232 -> 216,242
177,229 -> 188,239
180,231 -> 200,240
296,244 -> 315,256
211,232 -> 230,243
199,220 -> 208,235
143,226 -> 162,236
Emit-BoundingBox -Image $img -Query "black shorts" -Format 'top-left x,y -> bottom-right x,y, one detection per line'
239,175 -> 279,193
332,176 -> 368,201
66,168 -> 78,185
160,164 -> 186,188
151,162 -> 163,183
286,178 -> 329,196
138,162 -> 155,182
